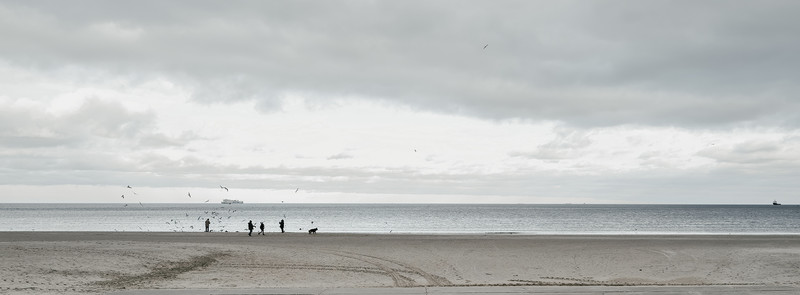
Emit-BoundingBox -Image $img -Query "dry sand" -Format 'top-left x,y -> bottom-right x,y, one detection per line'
1,232 -> 799,294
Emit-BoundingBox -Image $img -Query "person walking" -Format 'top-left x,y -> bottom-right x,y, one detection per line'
247,220 -> 254,236
205,218 -> 210,232
259,222 -> 265,235
279,219 -> 285,233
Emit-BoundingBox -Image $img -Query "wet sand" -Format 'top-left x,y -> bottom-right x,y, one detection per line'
1,232 -> 799,294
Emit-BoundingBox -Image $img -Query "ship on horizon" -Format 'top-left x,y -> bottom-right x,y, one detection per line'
222,199 -> 243,204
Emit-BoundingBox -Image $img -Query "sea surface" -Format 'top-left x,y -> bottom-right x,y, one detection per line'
1,203 -> 798,234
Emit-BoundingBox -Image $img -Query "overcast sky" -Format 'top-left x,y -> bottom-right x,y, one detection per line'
2,1 -> 799,204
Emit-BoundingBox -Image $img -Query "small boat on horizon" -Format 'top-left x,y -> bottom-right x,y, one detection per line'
222,199 -> 243,204
773,200 -> 781,205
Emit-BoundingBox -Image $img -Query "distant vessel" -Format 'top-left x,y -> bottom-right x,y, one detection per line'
773,200 -> 781,205
222,199 -> 243,204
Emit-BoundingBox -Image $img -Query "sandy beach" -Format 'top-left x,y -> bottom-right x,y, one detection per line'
1,232 -> 799,294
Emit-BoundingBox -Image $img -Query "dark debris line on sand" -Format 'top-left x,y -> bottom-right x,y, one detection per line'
94,252 -> 229,289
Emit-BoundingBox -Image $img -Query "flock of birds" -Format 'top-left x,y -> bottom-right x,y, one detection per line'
119,139 -> 432,208
116,144 -> 439,232
121,185 -> 239,206
120,185 -> 297,206
115,145 -> 439,232
118,185 -> 234,231
118,184 -> 307,232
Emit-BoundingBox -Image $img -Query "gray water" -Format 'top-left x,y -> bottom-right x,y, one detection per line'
1,203 -> 799,234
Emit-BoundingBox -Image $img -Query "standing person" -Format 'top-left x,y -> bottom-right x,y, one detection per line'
279,219 -> 285,233
205,218 -> 211,232
247,220 -> 254,236
259,222 -> 265,235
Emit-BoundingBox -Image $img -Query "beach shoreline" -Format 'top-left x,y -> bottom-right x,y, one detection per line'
2,232 -> 799,294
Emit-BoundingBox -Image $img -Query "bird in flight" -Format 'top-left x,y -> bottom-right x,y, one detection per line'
127,185 -> 132,189
220,185 -> 229,192
483,44 -> 488,49
295,188 -> 299,193
121,195 -> 125,199
188,192 -> 192,198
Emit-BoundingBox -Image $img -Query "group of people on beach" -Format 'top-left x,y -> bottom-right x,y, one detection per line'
204,218 -> 285,235
246,219 -> 285,236
247,219 -> 285,237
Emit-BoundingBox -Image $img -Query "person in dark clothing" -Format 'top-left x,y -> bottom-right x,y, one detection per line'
247,220 -> 254,236
205,218 -> 210,232
279,219 -> 285,233
259,222 -> 265,235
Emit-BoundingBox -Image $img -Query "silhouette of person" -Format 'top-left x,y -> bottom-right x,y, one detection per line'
279,219 -> 285,233
259,222 -> 265,235
205,218 -> 210,232
247,220 -> 254,236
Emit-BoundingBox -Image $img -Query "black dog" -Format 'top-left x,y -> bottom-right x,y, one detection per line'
308,228 -> 318,234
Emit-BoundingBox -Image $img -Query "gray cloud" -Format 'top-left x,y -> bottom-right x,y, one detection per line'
697,136 -> 800,170
0,98 -> 158,148
2,1 -> 799,127
0,97 -> 203,187
510,127 -> 594,160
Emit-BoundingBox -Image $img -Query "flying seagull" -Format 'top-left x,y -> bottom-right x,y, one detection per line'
188,192 -> 192,198
295,188 -> 299,193
127,185 -> 132,189
220,185 -> 229,192
483,44 -> 488,49
121,195 -> 124,199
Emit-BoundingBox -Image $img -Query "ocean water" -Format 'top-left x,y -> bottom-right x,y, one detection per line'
1,203 -> 798,234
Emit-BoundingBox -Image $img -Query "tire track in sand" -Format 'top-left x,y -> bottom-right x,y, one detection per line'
319,249 -> 452,287
217,247 -> 452,287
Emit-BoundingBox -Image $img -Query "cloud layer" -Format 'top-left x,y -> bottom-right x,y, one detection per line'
3,1 -> 799,126
1,1 -> 799,203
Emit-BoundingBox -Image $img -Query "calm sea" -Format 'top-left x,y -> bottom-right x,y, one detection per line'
1,203 -> 798,234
